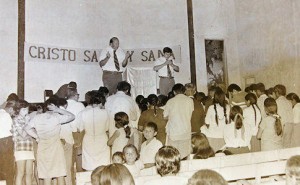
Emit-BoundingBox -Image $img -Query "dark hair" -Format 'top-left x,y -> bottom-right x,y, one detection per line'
109,37 -> 119,44
135,95 -> 145,104
194,92 -> 205,101
191,133 -> 215,159
264,98 -> 282,136
157,95 -> 168,107
90,95 -> 106,105
213,88 -> 228,125
57,98 -> 68,108
98,86 -> 109,96
163,47 -> 172,54
7,93 -> 19,102
172,83 -> 185,94
147,94 -> 158,116
286,93 -> 300,103
229,106 -> 243,130
227,84 -> 241,93
13,99 -> 29,117
167,91 -> 175,99
114,112 -> 131,138
244,87 -> 250,94
274,84 -> 286,96
255,83 -> 265,93
44,96 -> 60,108
245,93 -> 260,125
266,87 -> 275,97
117,81 -> 131,94
145,122 -> 158,132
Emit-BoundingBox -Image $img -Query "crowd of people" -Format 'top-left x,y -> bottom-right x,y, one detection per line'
1,80 -> 300,185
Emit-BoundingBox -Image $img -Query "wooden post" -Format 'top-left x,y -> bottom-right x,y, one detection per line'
18,0 -> 25,99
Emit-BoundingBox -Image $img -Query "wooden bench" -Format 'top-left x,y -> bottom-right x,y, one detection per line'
76,147 -> 300,185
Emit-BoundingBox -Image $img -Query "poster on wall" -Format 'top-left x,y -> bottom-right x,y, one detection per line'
205,39 -> 227,91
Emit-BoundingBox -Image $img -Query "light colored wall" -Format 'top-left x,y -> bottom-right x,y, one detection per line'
1,1 -> 300,103
235,0 -> 300,94
25,0 -> 190,102
0,0 -> 18,104
193,0 -> 241,94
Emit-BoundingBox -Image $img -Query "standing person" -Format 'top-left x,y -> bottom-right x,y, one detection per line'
164,83 -> 194,159
64,89 -> 85,184
138,94 -> 167,144
99,37 -> 130,95
153,47 -> 179,96
256,98 -> 283,151
11,100 -> 35,185
0,101 -> 16,185
243,93 -> 262,152
201,87 -> 230,152
185,83 -> 205,132
223,106 -> 251,154
286,93 -> 300,147
273,84 -> 293,148
105,81 -> 138,137
28,98 -> 75,185
77,95 -> 110,171
55,81 -> 77,99
255,83 -> 268,118
227,83 -> 247,108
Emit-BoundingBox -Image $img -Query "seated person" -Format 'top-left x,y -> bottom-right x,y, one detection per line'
187,169 -> 228,185
144,146 -> 188,185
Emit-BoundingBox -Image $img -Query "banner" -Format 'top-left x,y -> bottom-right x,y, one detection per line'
24,42 -> 181,66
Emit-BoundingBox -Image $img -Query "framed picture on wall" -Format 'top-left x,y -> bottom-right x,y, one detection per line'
205,39 -> 227,92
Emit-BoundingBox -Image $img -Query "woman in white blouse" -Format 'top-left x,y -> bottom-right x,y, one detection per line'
223,106 -> 251,154
286,93 -> 300,147
243,93 -> 262,152
201,87 -> 230,152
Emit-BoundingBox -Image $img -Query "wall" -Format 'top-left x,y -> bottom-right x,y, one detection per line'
0,0 -> 18,104
235,0 -> 300,94
193,0 -> 241,93
25,0 -> 190,102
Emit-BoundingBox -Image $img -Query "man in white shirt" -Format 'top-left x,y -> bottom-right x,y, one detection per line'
0,101 -> 16,185
255,83 -> 268,118
105,81 -> 138,136
153,47 -> 179,96
164,83 -> 194,159
274,84 -> 293,148
64,89 -> 85,185
99,37 -> 130,95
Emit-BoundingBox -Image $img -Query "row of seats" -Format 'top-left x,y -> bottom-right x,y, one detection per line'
76,147 -> 300,185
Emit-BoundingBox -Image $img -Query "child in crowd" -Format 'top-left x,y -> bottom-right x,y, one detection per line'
12,100 -> 36,185
187,169 -> 228,185
243,93 -> 262,152
286,155 -> 300,185
123,144 -> 144,177
107,112 -> 140,155
286,93 -> 300,147
256,98 -> 283,151
201,87 -> 230,152
223,106 -> 251,154
144,146 -> 188,185
140,122 -> 163,167
138,94 -> 167,145
112,152 -> 125,164
91,164 -> 134,185
191,133 -> 215,159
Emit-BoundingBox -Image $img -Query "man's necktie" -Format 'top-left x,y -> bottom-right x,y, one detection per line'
114,50 -> 120,71
167,64 -> 172,77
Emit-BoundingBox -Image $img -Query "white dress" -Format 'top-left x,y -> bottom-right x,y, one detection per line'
111,128 -> 129,155
77,107 -> 110,171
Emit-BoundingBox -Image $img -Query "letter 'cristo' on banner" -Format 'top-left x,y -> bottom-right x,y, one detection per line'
24,42 -> 181,66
